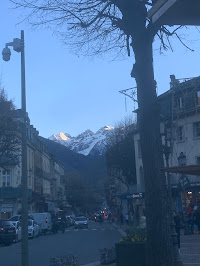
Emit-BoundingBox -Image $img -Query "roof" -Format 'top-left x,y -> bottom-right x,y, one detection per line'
148,0 -> 200,26
162,165 -> 200,176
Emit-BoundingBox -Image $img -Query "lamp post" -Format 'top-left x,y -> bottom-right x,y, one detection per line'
178,152 -> 191,235
161,123 -> 183,265
2,30 -> 29,266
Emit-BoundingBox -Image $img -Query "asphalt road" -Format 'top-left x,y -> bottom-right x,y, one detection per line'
0,221 -> 121,266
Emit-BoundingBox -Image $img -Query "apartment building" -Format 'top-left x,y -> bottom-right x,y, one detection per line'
0,110 -> 66,219
134,75 -> 200,212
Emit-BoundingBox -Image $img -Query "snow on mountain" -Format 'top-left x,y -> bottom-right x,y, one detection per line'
49,126 -> 114,156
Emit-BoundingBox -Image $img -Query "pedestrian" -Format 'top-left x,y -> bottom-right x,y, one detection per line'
173,210 -> 181,251
193,206 -> 200,234
188,213 -> 194,234
130,213 -> 134,226
120,213 -> 124,225
125,213 -> 129,225
111,214 -> 115,223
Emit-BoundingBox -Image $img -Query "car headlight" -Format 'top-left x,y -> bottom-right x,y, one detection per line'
84,223 -> 87,225
75,222 -> 78,225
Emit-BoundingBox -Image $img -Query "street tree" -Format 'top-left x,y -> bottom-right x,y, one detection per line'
10,0 -> 186,264
0,88 -> 21,168
64,171 -> 103,213
106,118 -> 137,188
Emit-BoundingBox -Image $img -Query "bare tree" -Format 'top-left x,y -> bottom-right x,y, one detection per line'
0,89 -> 21,168
10,0 -> 186,264
106,117 -> 136,189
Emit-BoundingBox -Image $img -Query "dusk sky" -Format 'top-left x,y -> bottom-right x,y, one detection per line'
1,1 -> 200,138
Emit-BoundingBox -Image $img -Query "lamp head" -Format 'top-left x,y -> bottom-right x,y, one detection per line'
2,46 -> 11,61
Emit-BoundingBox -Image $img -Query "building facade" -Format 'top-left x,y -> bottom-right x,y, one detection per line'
0,110 -> 66,219
134,75 -> 200,213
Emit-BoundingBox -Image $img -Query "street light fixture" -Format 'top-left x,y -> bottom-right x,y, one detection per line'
178,152 -> 187,166
2,30 -> 29,266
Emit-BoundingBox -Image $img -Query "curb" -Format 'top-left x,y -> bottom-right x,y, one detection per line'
113,223 -> 127,237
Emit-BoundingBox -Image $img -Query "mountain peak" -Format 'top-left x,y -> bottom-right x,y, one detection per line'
49,126 -> 114,156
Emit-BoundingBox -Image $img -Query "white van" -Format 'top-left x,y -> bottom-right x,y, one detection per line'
31,213 -> 52,235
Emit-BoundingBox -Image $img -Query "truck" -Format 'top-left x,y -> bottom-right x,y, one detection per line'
31,212 -> 52,235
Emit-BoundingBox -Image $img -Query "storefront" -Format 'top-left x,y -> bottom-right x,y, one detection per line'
164,165 -> 200,212
118,192 -> 145,222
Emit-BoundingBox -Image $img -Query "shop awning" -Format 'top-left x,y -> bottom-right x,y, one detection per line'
162,165 -> 200,176
148,0 -> 200,26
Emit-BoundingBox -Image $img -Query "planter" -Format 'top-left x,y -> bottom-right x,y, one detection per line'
115,242 -> 146,266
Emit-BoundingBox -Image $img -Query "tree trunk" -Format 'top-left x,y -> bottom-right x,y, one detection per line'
132,34 -> 173,265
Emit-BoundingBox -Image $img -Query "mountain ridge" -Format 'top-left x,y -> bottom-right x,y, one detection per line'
49,126 -> 114,156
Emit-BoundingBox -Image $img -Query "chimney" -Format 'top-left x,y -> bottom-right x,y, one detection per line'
170,75 -> 179,89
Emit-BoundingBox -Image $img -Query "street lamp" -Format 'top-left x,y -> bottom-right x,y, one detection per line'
161,123 -> 183,265
2,31 -> 29,266
178,152 -> 187,166
177,152 -> 191,235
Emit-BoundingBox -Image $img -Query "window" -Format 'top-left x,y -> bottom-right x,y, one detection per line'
197,157 -> 200,165
2,170 -> 11,187
139,166 -> 144,186
193,122 -> 200,138
28,176 -> 31,187
138,140 -> 141,158
177,126 -> 184,141
196,91 -> 200,105
176,96 -> 183,109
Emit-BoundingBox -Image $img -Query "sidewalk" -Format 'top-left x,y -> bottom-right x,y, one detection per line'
104,225 -> 200,266
181,233 -> 200,266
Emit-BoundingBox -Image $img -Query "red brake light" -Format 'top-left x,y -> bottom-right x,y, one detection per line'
95,216 -> 96,219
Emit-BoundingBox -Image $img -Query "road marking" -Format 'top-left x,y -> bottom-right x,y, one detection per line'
92,229 -> 97,231
74,229 -> 79,231
101,229 -> 105,230
117,228 -> 127,237
83,229 -> 88,231
65,229 -> 70,232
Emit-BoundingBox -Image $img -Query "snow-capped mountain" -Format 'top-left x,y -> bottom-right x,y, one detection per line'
49,126 -> 114,156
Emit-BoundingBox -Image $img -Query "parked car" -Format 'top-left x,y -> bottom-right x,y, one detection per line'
0,220 -> 16,245
9,214 -> 33,222
28,219 -> 39,239
11,221 -> 22,242
31,212 -> 52,235
74,216 -> 88,229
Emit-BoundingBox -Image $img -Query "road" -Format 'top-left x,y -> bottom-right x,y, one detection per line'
0,221 -> 121,266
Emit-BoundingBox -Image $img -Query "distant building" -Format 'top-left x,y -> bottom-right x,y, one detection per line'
0,110 -> 66,219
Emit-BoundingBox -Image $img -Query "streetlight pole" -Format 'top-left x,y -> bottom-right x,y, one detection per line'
162,125 -> 183,266
178,152 -> 191,235
2,30 -> 29,266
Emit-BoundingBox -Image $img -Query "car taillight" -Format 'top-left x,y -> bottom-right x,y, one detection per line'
0,228 -> 4,232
